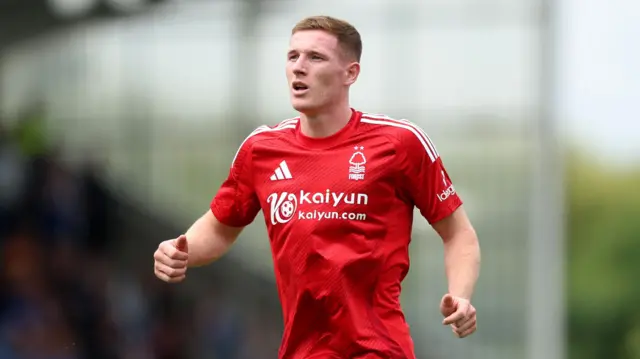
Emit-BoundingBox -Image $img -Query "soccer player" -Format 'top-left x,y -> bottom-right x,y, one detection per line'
153,15 -> 481,359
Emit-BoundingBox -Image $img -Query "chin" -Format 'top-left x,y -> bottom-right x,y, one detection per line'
290,98 -> 319,114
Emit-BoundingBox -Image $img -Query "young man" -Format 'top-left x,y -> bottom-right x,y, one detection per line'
154,15 -> 480,359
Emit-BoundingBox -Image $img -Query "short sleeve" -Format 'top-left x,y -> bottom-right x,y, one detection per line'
210,136 -> 261,227
396,123 -> 463,224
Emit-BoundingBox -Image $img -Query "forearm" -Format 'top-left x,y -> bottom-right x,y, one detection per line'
443,228 -> 481,300
184,211 -> 238,267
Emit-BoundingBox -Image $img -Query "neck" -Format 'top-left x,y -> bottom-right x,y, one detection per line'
299,102 -> 353,139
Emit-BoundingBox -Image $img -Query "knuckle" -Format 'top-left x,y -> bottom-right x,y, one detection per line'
154,271 -> 167,282
160,241 -> 172,251
170,267 -> 184,277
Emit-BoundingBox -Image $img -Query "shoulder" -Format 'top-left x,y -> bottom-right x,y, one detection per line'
231,116 -> 299,165
359,112 -> 439,162
360,112 -> 427,141
245,117 -> 299,144
237,116 -> 299,149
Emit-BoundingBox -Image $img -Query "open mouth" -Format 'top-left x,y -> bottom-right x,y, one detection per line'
292,81 -> 309,93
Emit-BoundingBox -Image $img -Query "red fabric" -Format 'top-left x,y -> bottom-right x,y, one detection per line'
211,110 -> 462,359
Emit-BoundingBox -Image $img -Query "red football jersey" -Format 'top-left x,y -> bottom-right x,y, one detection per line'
211,109 -> 462,359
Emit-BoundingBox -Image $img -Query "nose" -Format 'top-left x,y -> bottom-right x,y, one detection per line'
292,58 -> 307,76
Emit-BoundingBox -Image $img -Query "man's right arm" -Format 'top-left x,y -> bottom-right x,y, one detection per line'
183,130 -> 262,267
183,210 -> 244,267
155,129 -> 262,282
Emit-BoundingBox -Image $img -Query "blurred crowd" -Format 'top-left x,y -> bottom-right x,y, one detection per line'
0,116 -> 281,359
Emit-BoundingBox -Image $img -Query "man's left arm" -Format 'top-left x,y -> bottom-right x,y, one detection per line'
432,206 -> 480,301
432,206 -> 481,338
420,169 -> 480,338
395,122 -> 480,338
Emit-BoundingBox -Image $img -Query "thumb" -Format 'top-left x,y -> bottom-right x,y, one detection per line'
174,235 -> 188,252
440,294 -> 457,315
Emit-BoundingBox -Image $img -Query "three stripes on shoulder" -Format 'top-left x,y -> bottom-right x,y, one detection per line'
360,113 -> 440,163
232,114 -> 439,167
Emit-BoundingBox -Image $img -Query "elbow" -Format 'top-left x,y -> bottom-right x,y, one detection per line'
443,228 -> 481,261
443,226 -> 478,246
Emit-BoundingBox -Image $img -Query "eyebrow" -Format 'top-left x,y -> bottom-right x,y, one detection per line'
287,49 -> 329,58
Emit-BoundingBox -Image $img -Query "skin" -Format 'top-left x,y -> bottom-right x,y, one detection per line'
153,28 -> 480,340
286,30 -> 359,138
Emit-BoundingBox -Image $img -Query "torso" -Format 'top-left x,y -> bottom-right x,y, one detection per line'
249,111 -> 417,359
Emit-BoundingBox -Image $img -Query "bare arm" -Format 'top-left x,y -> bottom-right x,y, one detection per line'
432,206 -> 481,300
155,127 -> 260,282
184,210 -> 244,267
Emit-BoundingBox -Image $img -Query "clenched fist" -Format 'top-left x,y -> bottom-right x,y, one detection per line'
154,235 -> 189,283
440,294 -> 477,338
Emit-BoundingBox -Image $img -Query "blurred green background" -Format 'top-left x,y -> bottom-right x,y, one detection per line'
566,154 -> 640,359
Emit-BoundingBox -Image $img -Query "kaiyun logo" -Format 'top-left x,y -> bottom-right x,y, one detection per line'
267,190 -> 369,225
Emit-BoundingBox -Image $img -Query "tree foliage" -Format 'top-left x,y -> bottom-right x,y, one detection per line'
567,153 -> 640,359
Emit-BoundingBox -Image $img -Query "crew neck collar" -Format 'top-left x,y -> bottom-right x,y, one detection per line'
294,109 -> 361,149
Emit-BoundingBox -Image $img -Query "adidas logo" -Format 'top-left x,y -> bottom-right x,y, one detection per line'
270,160 -> 293,181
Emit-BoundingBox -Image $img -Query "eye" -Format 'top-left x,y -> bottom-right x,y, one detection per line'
288,53 -> 299,61
310,54 -> 323,61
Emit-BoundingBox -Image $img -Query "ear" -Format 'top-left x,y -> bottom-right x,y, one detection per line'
344,62 -> 360,86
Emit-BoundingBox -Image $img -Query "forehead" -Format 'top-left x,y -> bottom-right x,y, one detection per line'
289,30 -> 339,53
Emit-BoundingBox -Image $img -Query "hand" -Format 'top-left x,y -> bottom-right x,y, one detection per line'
440,293 -> 477,338
154,235 -> 189,283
